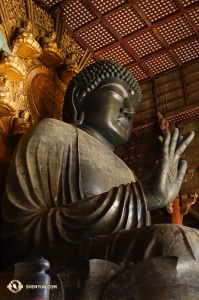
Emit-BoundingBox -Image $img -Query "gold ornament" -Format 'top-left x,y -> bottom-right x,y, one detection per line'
0,54 -> 26,82
25,66 -> 65,122
12,21 -> 42,59
39,31 -> 64,67
0,81 -> 17,116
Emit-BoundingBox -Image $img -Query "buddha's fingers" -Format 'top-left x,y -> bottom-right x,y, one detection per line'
159,131 -> 171,160
174,131 -> 195,163
169,128 -> 179,160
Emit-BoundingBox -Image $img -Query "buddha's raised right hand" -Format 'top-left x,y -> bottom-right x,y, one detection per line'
142,128 -> 195,210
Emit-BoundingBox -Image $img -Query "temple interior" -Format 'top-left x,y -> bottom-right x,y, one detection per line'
0,1 -> 199,298
0,0 -> 198,229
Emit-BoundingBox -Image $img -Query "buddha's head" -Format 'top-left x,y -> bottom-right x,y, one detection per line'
63,60 -> 141,148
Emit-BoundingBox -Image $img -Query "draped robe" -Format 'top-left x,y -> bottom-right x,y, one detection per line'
2,118 -> 199,267
1,118 -> 149,264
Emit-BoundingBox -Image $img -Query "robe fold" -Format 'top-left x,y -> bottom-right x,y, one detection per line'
2,119 -> 199,267
2,118 -> 149,264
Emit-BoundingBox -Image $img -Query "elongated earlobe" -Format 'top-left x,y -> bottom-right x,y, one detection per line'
73,111 -> 84,125
70,84 -> 86,125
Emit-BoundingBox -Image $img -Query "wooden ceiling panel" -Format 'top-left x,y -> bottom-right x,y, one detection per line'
144,52 -> 177,74
90,0 -> 127,15
63,0 -> 96,30
77,22 -> 116,50
173,38 -> 199,62
98,44 -> 134,66
137,0 -> 179,23
45,0 -> 60,6
106,6 -> 146,37
126,30 -> 164,57
11,2 -> 199,120
38,0 -> 199,81
156,15 -> 195,45
179,0 -> 199,7
128,64 -> 150,81
86,57 -> 96,65
188,6 -> 199,27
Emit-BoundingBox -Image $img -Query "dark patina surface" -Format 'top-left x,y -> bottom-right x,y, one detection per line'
1,60 -> 198,299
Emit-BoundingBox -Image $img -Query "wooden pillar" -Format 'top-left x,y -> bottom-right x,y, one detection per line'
171,197 -> 182,225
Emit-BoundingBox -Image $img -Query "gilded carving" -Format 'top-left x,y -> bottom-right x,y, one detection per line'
157,111 -> 170,134
0,0 -> 12,41
12,21 -> 42,59
180,193 -> 198,215
0,53 -> 26,82
62,48 -> 92,84
62,52 -> 81,84
39,31 -> 64,67
11,109 -> 30,141
33,3 -> 54,32
25,66 -> 66,123
0,0 -> 84,165
13,81 -> 27,111
5,0 -> 26,21
0,78 -> 17,116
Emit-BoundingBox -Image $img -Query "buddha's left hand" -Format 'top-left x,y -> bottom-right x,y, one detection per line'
142,128 -> 195,210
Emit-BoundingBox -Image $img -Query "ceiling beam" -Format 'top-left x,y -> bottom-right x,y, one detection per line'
134,103 -> 199,129
181,188 -> 199,195
126,3 -> 185,67
119,42 -> 154,78
187,162 -> 199,170
69,2 -> 132,34
71,3 -> 199,35
125,34 -> 199,70
172,0 -> 199,35
177,117 -> 199,128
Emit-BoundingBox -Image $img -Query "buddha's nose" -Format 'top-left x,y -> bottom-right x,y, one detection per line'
120,108 -> 134,120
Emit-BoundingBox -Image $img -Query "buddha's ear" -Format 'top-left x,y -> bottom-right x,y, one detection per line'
70,83 -> 87,125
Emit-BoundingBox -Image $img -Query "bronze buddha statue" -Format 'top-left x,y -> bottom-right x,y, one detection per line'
1,60 -> 199,299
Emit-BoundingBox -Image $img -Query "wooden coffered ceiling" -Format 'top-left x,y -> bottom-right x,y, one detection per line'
34,0 -> 199,83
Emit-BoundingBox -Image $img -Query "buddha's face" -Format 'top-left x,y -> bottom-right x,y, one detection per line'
80,77 -> 137,147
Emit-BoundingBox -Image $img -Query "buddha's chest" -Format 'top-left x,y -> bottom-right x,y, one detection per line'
78,131 -> 136,197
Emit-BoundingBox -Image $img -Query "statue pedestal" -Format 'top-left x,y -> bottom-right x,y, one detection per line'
102,256 -> 199,300
1,256 -> 199,299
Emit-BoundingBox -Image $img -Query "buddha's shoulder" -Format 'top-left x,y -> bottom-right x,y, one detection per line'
23,118 -> 78,143
32,118 -> 76,134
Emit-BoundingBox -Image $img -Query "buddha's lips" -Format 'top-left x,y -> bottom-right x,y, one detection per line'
117,117 -> 129,130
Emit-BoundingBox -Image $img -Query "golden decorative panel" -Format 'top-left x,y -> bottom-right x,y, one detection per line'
0,0 -> 90,171
0,55 -> 27,82
13,21 -> 42,59
25,67 -> 65,122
